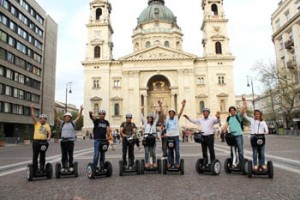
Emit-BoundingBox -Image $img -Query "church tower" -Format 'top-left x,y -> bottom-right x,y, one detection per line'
201,0 -> 232,57
86,0 -> 114,61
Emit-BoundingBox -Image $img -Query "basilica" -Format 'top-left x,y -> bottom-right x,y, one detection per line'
82,0 -> 235,130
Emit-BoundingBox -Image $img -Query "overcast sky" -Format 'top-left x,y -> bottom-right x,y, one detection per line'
35,0 -> 278,108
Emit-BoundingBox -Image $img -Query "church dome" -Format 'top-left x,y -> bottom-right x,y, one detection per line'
138,0 -> 176,25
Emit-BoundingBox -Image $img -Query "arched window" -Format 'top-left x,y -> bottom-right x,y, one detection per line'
220,100 -> 226,113
94,46 -> 101,58
94,103 -> 99,114
146,41 -> 151,48
200,101 -> 205,112
135,43 -> 139,51
215,42 -> 222,54
96,8 -> 102,20
211,4 -> 218,16
164,41 -> 170,47
114,103 -> 120,116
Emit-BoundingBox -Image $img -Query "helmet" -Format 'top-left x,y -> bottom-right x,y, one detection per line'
202,108 -> 210,113
168,109 -> 176,114
64,112 -> 72,118
39,114 -> 48,119
146,113 -> 154,118
126,113 -> 133,118
98,109 -> 106,114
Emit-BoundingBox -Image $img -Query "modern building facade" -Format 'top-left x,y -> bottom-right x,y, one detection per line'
0,0 -> 57,139
82,0 -> 236,131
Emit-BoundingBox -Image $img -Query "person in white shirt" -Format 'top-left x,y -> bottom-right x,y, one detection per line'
241,97 -> 269,171
184,108 -> 220,165
140,101 -> 162,168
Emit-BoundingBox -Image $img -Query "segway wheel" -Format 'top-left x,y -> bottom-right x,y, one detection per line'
224,158 -> 232,174
26,164 -> 34,181
157,159 -> 162,174
140,159 -> 145,175
242,159 -> 248,175
55,163 -> 61,179
119,160 -> 124,177
74,162 -> 79,178
247,161 -> 253,178
136,160 -> 141,175
163,159 -> 167,175
180,159 -> 184,175
195,159 -> 204,174
211,160 -> 221,176
104,161 -> 113,177
46,163 -> 53,179
86,163 -> 95,179
267,161 -> 274,179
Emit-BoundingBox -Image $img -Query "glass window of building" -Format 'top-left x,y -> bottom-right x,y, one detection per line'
4,103 -> 11,113
0,30 -> 7,42
0,65 -> 4,76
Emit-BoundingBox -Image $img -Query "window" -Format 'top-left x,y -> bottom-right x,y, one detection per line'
114,80 -> 121,88
10,5 -> 17,16
9,21 -> 16,31
19,90 -> 24,99
218,76 -> 225,85
25,92 -> 31,101
93,80 -> 100,88
5,85 -> 12,96
0,48 -> 5,60
285,10 -> 290,21
0,101 -> 3,112
24,106 -> 30,116
18,105 -> 23,115
33,53 -> 41,63
211,4 -> 218,16
96,8 -> 102,20
164,41 -> 170,47
19,74 -> 24,84
275,19 -> 280,30
0,84 -> 3,94
34,40 -> 42,50
28,35 -> 33,43
215,42 -> 222,54
6,69 -> 13,79
14,72 -> 19,82
197,77 -> 205,85
114,103 -> 120,116
16,42 -> 26,54
4,103 -> 11,113
220,100 -> 226,112
200,101 -> 205,112
0,66 -> 4,76
13,88 -> 18,98
7,52 -> 14,63
0,14 -> 8,25
146,41 -> 151,48
8,37 -> 15,47
3,0 -> 9,10
94,103 -> 99,114
94,46 -> 100,58
0,30 -> 7,42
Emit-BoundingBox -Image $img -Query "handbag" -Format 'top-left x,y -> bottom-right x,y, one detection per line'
193,132 -> 204,143
225,132 -> 236,146
251,134 -> 265,147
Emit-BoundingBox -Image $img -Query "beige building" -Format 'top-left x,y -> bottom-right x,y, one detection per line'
0,0 -> 57,139
82,0 -> 236,130
55,101 -> 79,114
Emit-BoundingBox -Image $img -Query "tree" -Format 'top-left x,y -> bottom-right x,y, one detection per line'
254,61 -> 298,128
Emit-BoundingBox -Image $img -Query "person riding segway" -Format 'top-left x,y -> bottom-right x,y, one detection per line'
119,113 -> 140,176
184,108 -> 221,175
86,109 -> 113,179
53,106 -> 83,178
27,105 -> 52,181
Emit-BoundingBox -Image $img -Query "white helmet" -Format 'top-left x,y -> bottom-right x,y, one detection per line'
64,112 -> 72,118
98,109 -> 106,114
147,113 -> 154,118
39,114 -> 48,119
126,113 -> 133,118
168,109 -> 176,114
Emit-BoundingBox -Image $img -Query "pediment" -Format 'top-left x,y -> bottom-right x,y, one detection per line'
111,96 -> 123,101
120,46 -> 197,61
91,39 -> 104,45
90,96 -> 102,101
196,94 -> 208,98
216,93 -> 229,97
211,34 -> 225,41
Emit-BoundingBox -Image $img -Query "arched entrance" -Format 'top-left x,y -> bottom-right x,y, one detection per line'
146,75 -> 171,113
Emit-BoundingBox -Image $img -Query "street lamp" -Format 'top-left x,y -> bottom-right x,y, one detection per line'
247,76 -> 255,110
65,82 -> 72,112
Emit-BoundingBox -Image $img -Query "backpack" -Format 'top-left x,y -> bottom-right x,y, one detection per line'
227,115 -> 244,131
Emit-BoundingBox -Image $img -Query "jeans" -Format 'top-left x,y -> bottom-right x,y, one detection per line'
60,140 -> 74,168
167,136 -> 180,165
161,137 -> 167,157
122,140 -> 134,166
231,135 -> 244,165
251,136 -> 266,166
144,142 -> 156,163
93,140 -> 105,169
32,140 -> 48,171
201,134 -> 215,164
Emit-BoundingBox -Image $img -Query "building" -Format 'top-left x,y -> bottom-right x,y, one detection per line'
55,101 -> 79,114
271,0 -> 300,128
235,94 -> 260,112
0,0 -> 57,139
82,0 -> 236,130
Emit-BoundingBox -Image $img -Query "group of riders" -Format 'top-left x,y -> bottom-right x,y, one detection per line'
30,96 -> 269,176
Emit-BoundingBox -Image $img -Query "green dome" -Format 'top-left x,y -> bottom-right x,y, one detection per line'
138,0 -> 176,25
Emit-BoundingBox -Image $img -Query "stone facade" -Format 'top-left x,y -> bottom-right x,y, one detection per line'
82,0 -> 235,130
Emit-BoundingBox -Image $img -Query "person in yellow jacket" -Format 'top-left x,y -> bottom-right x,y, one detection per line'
30,105 -> 51,172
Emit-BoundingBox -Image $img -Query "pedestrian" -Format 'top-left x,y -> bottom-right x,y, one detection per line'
184,109 -> 221,165
53,106 -> 83,172
241,97 -> 269,171
162,99 -> 186,169
30,105 -> 51,172
89,109 -> 111,170
223,106 -> 244,169
120,113 -> 137,169
140,101 -> 162,168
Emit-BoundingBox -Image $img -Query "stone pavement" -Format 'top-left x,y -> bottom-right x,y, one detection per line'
0,135 -> 299,200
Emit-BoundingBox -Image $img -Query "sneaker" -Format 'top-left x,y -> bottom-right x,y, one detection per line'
153,163 -> 157,168
145,163 -> 149,168
69,167 -> 74,172
128,166 -> 133,170
61,168 -> 66,173
175,164 -> 180,169
167,164 -> 171,168
262,165 -> 267,171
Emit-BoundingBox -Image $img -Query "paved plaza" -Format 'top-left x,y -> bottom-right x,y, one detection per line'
0,135 -> 299,200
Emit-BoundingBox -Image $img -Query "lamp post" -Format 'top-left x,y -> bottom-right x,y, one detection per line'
65,82 -> 72,112
247,76 -> 255,110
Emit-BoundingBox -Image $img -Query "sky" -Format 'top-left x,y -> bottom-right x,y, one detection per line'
35,0 -> 279,108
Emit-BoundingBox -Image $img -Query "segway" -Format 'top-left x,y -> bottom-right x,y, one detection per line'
194,132 -> 221,175
119,136 -> 141,176
224,132 -> 247,175
55,162 -> 78,178
246,135 -> 274,179
86,139 -> 113,179
162,137 -> 184,175
140,133 -> 161,174
27,141 -> 52,181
